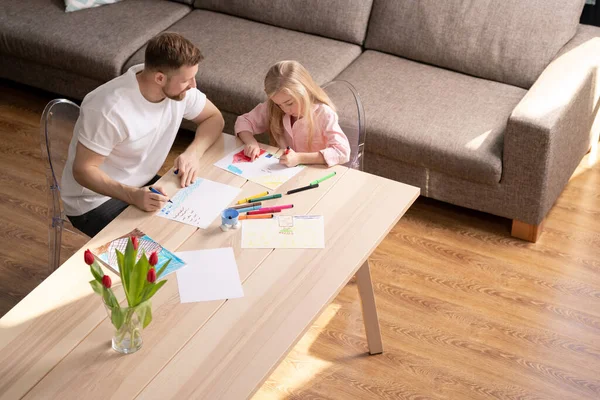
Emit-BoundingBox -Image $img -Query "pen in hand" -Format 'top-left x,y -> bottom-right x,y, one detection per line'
149,187 -> 173,203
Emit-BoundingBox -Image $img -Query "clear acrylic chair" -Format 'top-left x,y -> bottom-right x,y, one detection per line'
40,99 -> 88,273
322,80 -> 366,170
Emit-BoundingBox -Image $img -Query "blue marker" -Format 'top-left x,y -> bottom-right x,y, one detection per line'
174,169 -> 179,175
149,187 -> 173,203
234,205 -> 262,213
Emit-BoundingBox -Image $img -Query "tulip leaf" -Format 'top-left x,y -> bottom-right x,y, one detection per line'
141,279 -> 167,303
136,302 -> 153,329
130,253 -> 149,307
111,306 -> 124,330
123,243 -> 136,302
90,262 -> 103,282
115,249 -> 126,283
89,279 -> 103,295
102,287 -> 119,309
156,259 -> 171,279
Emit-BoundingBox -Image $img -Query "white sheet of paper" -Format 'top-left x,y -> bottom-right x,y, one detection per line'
157,178 -> 241,229
241,215 -> 325,249
175,248 -> 244,303
214,145 -> 304,190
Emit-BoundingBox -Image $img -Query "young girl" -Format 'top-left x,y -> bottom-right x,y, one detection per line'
235,60 -> 351,167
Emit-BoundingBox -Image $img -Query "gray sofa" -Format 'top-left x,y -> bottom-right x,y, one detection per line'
1,0 -> 598,242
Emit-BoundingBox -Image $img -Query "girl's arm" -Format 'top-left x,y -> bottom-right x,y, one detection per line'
318,107 -> 351,166
280,149 -> 325,167
235,102 -> 269,138
235,102 -> 269,160
279,107 -> 351,167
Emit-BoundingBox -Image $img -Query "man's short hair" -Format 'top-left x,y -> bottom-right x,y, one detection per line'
145,32 -> 204,72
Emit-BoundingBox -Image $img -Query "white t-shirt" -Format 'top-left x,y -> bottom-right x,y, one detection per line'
61,64 -> 206,216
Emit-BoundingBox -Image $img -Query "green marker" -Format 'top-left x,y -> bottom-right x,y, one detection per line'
310,171 -> 336,186
248,193 -> 282,203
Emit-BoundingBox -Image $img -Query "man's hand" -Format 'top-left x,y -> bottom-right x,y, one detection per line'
174,149 -> 200,187
129,185 -> 169,212
279,149 -> 300,167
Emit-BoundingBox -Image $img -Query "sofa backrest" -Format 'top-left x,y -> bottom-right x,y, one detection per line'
193,0 -> 373,45
364,0 -> 586,89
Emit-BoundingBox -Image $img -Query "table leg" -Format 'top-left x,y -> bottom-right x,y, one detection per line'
356,259 -> 383,355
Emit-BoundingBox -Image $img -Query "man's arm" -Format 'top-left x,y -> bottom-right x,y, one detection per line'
175,99 -> 224,187
72,142 -> 169,212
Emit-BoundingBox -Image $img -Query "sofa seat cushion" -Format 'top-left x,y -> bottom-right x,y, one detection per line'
124,10 -> 362,116
337,51 -> 527,185
0,0 -> 191,82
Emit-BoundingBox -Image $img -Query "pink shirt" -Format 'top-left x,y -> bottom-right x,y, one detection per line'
234,102 -> 351,166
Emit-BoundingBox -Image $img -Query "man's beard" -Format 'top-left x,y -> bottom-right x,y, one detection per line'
163,88 -> 187,101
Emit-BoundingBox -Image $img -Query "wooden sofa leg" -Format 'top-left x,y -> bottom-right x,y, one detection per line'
511,219 -> 545,243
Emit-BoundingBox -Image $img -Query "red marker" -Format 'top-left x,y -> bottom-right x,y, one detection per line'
284,146 -> 291,155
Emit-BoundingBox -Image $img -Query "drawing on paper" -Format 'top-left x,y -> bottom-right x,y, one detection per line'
232,149 -> 266,163
214,146 -> 305,190
157,178 -> 241,229
241,215 -> 324,249
92,228 -> 186,278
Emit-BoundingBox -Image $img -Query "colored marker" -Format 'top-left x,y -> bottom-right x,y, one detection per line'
248,193 -> 282,203
248,204 -> 293,215
310,171 -> 336,186
247,209 -> 282,216
149,187 -> 172,203
174,169 -> 179,175
287,183 -> 319,195
239,214 -> 274,220
284,146 -> 291,155
231,201 -> 262,210
234,205 -> 262,213
237,191 -> 269,204
260,204 -> 294,212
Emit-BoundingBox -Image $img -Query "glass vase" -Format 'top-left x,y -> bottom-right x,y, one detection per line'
103,300 -> 150,354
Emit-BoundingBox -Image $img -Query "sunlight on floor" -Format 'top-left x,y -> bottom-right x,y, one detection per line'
588,141 -> 598,168
253,303 -> 342,399
570,148 -> 599,181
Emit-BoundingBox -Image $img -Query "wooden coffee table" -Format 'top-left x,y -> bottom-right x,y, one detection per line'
0,134 -> 419,399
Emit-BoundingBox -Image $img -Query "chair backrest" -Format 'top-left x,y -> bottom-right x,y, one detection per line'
40,99 -> 80,272
40,99 -> 80,220
322,80 -> 366,170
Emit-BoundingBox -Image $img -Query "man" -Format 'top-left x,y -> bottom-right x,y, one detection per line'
62,32 -> 223,237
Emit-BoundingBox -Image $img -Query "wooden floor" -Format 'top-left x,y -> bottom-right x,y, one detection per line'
1,79 -> 599,399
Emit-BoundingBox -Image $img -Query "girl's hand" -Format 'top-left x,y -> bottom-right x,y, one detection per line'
244,142 -> 261,161
279,148 -> 300,167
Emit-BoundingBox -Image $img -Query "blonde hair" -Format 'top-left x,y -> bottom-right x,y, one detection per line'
264,61 -> 335,150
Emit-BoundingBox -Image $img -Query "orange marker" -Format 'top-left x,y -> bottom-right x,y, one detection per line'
239,214 -> 274,220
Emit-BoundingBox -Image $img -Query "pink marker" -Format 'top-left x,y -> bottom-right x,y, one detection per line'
247,209 -> 282,216
247,204 -> 294,215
